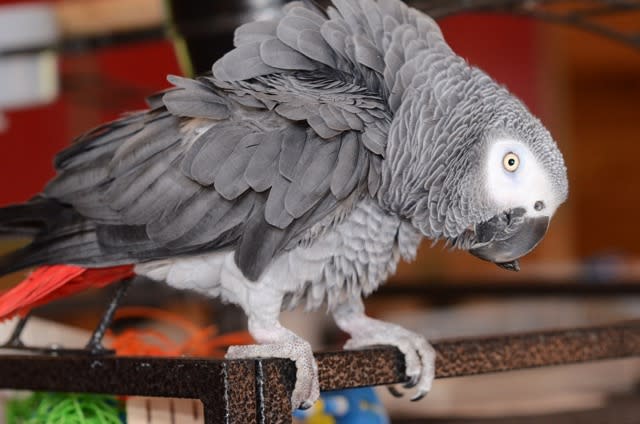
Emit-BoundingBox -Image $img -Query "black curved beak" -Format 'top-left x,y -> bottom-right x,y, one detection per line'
469,212 -> 550,272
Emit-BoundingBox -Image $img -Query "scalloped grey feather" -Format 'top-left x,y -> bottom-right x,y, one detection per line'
8,0 -> 568,287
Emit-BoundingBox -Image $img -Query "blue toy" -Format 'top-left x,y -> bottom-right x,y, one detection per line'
293,387 -> 389,424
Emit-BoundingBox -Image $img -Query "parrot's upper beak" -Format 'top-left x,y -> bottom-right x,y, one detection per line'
468,208 -> 550,272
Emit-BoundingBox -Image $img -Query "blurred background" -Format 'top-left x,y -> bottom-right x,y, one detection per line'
0,0 -> 639,422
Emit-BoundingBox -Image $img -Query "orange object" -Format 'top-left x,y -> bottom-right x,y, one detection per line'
0,264 -> 252,358
110,306 -> 253,358
0,264 -> 134,320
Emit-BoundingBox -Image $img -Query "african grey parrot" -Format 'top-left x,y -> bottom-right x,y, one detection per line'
0,0 -> 568,408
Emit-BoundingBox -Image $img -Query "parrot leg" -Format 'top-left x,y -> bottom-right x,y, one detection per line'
332,298 -> 436,401
224,289 -> 319,410
1,311 -> 32,349
84,278 -> 132,354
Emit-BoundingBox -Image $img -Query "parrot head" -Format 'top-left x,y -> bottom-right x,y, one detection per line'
440,94 -> 568,272
381,66 -> 569,272
459,127 -> 568,271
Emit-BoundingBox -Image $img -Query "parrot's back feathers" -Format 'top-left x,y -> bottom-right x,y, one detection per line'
163,75 -> 231,120
215,0 -> 447,97
54,112 -> 147,172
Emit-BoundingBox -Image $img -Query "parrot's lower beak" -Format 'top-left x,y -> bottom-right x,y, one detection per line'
468,211 -> 550,272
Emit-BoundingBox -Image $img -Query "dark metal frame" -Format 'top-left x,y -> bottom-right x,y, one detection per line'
0,320 -> 637,423
0,0 -> 638,58
378,280 -> 640,299
411,0 -> 640,46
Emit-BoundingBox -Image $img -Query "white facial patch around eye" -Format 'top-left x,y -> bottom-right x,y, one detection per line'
484,138 -> 560,217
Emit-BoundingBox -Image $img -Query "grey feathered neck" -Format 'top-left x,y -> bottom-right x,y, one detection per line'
377,50 -> 568,243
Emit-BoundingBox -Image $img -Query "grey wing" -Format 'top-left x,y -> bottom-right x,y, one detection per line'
42,75 -> 372,280
40,0 -> 447,280
214,0 -> 448,110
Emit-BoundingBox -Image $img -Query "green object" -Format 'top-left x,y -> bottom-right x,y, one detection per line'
6,392 -> 123,424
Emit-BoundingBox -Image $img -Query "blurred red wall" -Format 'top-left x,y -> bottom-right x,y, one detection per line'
0,3 -> 538,206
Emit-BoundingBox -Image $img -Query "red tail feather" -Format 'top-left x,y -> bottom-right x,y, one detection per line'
0,265 -> 135,320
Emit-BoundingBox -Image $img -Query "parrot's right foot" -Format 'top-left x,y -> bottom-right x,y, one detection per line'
225,338 -> 320,410
342,321 -> 435,401
332,299 -> 436,401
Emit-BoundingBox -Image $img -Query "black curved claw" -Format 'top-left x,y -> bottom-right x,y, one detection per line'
410,390 -> 428,402
403,375 -> 419,389
299,400 -> 314,410
387,385 -> 404,398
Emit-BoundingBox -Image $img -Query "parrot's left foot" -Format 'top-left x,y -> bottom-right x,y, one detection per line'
225,332 -> 319,409
333,301 -> 436,401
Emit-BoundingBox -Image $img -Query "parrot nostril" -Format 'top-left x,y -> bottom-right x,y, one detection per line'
534,201 -> 545,211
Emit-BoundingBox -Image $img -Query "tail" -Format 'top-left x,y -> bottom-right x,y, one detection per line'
0,264 -> 135,321
0,197 -> 135,320
0,197 -> 65,236
0,197 -> 134,277
0,196 -> 82,260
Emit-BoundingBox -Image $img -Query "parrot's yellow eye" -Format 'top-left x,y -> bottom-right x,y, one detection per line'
503,152 -> 519,172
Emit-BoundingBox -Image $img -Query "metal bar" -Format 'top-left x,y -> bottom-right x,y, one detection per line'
433,319 -> 639,378
26,279 -> 640,326
1,0 -> 639,59
0,355 -> 267,423
314,319 -> 640,389
510,9 -> 640,49
85,278 -> 133,353
377,281 -> 640,299
0,311 -> 31,348
396,394 -> 640,423
29,280 -> 640,324
0,27 -> 167,58
0,320 -> 637,423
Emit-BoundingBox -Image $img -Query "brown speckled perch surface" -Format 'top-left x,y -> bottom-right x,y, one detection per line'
0,320 -> 638,423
